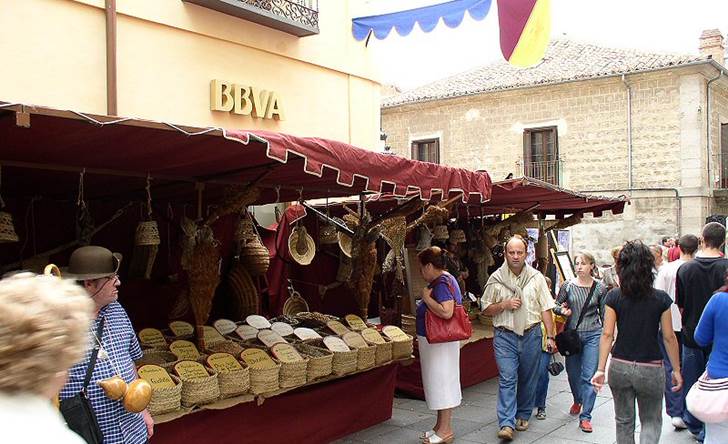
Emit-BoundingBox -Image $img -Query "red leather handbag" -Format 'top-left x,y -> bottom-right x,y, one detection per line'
425,304 -> 473,344
424,277 -> 473,344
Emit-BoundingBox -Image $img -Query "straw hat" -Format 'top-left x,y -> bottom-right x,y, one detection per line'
338,232 -> 352,258
62,246 -> 122,280
450,229 -> 466,244
288,226 -> 316,265
433,225 -> 449,241
415,225 -> 433,251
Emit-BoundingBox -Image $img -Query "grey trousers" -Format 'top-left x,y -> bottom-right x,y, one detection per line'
608,359 -> 666,444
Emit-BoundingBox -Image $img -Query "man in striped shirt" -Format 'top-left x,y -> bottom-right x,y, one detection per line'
59,246 -> 153,443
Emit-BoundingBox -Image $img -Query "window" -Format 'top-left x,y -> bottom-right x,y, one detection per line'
523,127 -> 559,185
411,139 -> 440,164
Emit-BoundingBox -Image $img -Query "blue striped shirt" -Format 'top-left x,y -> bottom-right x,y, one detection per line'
60,302 -> 146,444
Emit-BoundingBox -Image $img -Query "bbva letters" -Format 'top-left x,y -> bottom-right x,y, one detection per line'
210,79 -> 285,120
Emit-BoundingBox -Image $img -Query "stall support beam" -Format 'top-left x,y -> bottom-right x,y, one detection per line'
105,0 -> 118,116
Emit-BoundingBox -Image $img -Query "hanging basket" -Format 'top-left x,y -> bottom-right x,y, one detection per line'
240,238 -> 270,277
282,291 -> 309,317
319,224 -> 338,245
135,220 -> 161,246
0,211 -> 19,243
234,217 -> 257,243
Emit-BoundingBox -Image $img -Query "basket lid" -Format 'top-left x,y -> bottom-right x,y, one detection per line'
240,348 -> 276,370
293,327 -> 321,341
382,325 -> 409,342
203,326 -> 226,345
213,319 -> 237,336
174,360 -> 209,381
235,325 -> 259,341
270,322 -> 294,337
169,340 -> 200,361
169,321 -> 194,337
323,336 -> 351,352
257,329 -> 287,348
326,320 -> 351,336
342,332 -> 368,349
246,315 -> 271,330
361,328 -> 385,345
138,328 -> 167,348
138,365 -> 176,389
270,343 -> 304,363
344,314 -> 367,331
206,353 -> 243,373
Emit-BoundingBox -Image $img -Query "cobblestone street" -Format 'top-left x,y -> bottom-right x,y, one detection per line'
338,371 -> 698,444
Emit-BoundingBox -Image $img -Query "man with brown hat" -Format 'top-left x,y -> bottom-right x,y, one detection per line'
59,246 -> 153,444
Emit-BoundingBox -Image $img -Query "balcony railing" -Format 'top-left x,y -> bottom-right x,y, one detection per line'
184,0 -> 319,36
522,159 -> 561,185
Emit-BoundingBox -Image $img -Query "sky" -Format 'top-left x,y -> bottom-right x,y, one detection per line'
358,0 -> 728,90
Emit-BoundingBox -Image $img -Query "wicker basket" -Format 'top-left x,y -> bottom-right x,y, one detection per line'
136,349 -> 178,367
208,364 -> 250,398
293,343 -> 333,381
147,375 -> 182,416
0,211 -> 19,243
283,291 -> 309,317
206,340 -> 244,357
248,363 -> 281,395
306,339 -> 357,376
178,367 -> 220,407
135,220 -> 161,246
373,339 -> 393,365
278,357 -> 309,389
355,345 -> 376,371
240,238 -> 270,277
391,335 -> 414,360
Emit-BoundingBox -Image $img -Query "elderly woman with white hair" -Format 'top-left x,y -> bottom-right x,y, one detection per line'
0,272 -> 94,443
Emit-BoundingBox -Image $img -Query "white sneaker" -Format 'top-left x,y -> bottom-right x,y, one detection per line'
671,416 -> 688,430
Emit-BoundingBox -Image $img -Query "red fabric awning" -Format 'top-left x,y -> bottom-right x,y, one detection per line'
323,177 -> 627,218
0,102 -> 492,204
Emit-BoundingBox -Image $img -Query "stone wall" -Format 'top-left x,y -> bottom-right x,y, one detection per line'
382,66 -> 727,262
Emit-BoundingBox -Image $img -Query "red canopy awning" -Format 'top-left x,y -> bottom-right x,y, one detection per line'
323,177 -> 627,219
0,102 -> 492,204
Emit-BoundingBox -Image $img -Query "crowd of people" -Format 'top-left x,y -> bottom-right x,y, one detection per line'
416,222 -> 728,444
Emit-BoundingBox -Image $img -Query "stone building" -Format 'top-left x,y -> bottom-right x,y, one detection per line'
381,31 -> 728,263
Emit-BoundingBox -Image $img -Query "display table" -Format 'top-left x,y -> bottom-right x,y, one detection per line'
152,363 -> 397,444
396,325 -> 498,399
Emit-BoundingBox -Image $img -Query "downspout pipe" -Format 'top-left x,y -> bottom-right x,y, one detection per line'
621,74 -> 633,189
707,69 -> 722,192
105,0 -> 118,116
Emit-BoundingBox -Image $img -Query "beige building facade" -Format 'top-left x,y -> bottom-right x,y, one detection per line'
0,0 -> 381,149
382,36 -> 728,263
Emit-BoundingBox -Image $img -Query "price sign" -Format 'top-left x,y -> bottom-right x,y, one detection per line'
139,328 -> 167,348
138,364 -> 176,389
270,343 -> 303,363
257,329 -> 287,347
240,348 -> 277,370
270,322 -> 294,337
213,319 -> 237,335
207,353 -> 243,373
382,325 -> 409,342
169,340 -> 200,360
344,314 -> 367,331
361,328 -> 385,345
323,336 -> 351,352
326,320 -> 350,336
342,332 -> 368,349
293,327 -> 321,341
174,360 -> 209,381
235,325 -> 259,341
169,321 -> 194,337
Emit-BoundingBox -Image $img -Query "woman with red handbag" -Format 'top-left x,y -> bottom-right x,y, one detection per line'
416,246 -> 468,444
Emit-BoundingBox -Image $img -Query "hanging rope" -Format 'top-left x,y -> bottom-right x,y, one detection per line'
145,174 -> 153,220
77,169 -> 86,209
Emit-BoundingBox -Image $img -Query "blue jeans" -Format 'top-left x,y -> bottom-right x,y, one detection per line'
534,351 -> 551,409
565,329 -> 601,421
658,330 -> 684,419
494,326 -> 542,428
682,344 -> 711,441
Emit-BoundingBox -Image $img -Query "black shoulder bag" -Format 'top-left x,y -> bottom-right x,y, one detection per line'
555,282 -> 597,357
60,317 -> 105,444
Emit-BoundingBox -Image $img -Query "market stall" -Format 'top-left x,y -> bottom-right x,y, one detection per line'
316,177 -> 628,399
0,101 -> 493,442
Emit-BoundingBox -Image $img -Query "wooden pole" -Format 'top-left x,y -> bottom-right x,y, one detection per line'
105,0 -> 118,116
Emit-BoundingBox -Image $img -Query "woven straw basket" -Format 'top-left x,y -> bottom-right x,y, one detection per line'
208,364 -> 250,399
283,291 -> 309,317
0,211 -> 19,243
369,339 -> 393,365
391,335 -> 414,360
135,220 -> 161,246
240,238 -> 270,277
306,339 -> 357,376
278,357 -> 309,389
355,345 -> 376,371
206,340 -> 244,357
147,375 -> 182,416
179,367 -> 220,407
293,343 -> 333,381
248,362 -> 281,395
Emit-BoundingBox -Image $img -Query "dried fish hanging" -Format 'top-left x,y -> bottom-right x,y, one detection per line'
0,165 -> 19,243
129,176 -> 160,279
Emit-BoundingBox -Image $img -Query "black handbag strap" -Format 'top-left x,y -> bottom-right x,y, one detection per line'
573,281 -> 597,330
82,317 -> 106,393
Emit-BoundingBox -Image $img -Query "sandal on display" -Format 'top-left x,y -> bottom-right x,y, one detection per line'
423,432 -> 454,444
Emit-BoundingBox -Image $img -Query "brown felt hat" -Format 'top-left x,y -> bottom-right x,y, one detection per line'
62,246 -> 122,280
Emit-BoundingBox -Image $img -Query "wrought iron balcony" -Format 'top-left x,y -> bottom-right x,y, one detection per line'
522,159 -> 561,186
184,0 -> 319,37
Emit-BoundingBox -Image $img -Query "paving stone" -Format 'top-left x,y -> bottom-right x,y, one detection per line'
383,407 -> 435,427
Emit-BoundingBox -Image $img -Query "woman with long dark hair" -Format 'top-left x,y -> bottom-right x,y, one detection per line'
591,240 -> 683,443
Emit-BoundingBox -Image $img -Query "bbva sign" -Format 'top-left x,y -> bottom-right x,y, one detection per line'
210,79 -> 285,120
